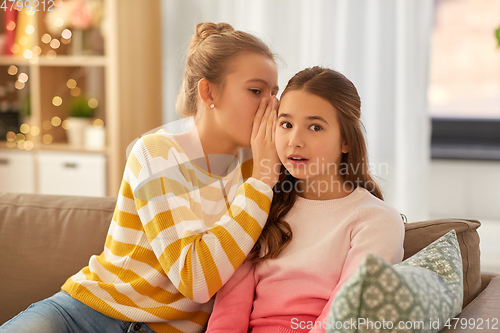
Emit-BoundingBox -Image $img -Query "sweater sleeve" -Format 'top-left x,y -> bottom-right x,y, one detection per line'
124,134 -> 272,303
205,261 -> 256,333
309,205 -> 405,333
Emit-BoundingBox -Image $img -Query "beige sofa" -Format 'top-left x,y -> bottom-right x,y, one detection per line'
0,192 -> 498,332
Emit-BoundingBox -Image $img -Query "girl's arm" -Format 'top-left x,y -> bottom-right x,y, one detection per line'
122,133 -> 272,304
309,207 -> 405,332
205,261 -> 256,333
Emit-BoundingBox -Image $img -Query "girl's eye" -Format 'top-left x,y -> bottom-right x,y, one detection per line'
309,124 -> 322,131
280,121 -> 292,129
250,89 -> 261,95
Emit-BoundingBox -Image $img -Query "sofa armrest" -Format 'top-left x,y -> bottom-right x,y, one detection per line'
440,275 -> 500,332
481,272 -> 498,293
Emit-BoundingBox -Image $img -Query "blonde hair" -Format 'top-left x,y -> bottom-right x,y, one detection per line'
176,22 -> 275,118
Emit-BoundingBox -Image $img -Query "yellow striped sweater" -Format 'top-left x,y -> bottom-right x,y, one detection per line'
61,129 -> 273,333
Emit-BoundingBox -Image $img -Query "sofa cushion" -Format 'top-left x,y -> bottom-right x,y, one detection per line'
328,230 -> 463,333
0,192 -> 117,325
403,218 -> 480,308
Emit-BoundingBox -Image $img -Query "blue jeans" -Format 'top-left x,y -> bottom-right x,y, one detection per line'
0,290 -> 157,333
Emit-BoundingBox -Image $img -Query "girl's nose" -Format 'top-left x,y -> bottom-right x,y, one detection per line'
288,129 -> 304,148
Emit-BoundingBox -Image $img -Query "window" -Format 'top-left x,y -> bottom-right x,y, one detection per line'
429,0 -> 500,160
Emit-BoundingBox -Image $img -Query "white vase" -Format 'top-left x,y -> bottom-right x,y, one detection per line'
65,117 -> 92,146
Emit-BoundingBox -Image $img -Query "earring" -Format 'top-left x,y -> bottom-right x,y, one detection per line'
210,104 -> 215,109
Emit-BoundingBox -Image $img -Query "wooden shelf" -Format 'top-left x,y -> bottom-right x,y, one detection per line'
0,56 -> 30,66
0,141 -> 108,154
37,55 -> 108,67
0,55 -> 107,67
0,0 -> 163,196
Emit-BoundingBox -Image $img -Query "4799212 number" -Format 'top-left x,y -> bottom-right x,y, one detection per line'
1,0 -> 55,12
444,317 -> 498,330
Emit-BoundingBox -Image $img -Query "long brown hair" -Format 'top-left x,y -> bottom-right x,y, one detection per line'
247,66 -> 384,262
176,22 -> 275,118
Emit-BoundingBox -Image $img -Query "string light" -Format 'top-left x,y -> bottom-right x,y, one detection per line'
41,34 -> 52,44
47,50 -> 57,59
24,141 -> 34,150
62,119 -> 72,130
6,141 -> 16,149
15,81 -> 25,90
18,73 -> 28,83
33,46 -> 42,56
67,79 -> 77,89
42,134 -> 53,144
30,126 -> 40,136
51,116 -> 62,127
7,65 -> 18,75
6,21 -> 16,31
6,131 -> 16,141
20,124 -> 30,134
93,119 -> 104,128
23,49 -> 33,59
54,18 -> 64,28
62,29 -> 72,39
50,39 -> 61,49
71,87 -> 81,97
88,98 -> 98,109
15,133 -> 25,143
52,96 -> 63,106
25,25 -> 35,35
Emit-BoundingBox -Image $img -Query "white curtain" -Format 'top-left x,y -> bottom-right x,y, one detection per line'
161,0 -> 434,221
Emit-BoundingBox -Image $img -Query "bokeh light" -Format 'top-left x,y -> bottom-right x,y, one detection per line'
7,65 -> 18,75
88,98 -> 98,109
30,126 -> 40,136
67,79 -> 77,89
18,73 -> 29,83
41,34 -> 52,44
15,81 -> 25,90
51,116 -> 62,127
6,131 -> 16,141
42,134 -> 53,144
52,96 -> 63,106
62,119 -> 72,130
93,119 -> 104,128
62,29 -> 72,39
71,87 -> 81,97
20,124 -> 30,134
50,39 -> 61,49
25,25 -> 35,35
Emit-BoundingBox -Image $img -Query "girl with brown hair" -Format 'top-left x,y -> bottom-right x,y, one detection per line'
206,67 -> 405,333
0,22 -> 281,333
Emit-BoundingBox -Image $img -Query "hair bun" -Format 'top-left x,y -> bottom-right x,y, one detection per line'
194,22 -> 235,43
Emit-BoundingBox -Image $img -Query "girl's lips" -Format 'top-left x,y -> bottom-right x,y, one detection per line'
288,157 -> 309,167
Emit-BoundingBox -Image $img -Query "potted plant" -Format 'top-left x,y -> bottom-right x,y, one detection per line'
65,96 -> 96,146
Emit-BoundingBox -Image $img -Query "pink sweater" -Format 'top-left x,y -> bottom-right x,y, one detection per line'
206,187 -> 405,333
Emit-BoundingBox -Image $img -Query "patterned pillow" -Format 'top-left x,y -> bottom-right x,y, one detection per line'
327,230 -> 463,333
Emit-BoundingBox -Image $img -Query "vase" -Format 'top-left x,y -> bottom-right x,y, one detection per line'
65,117 -> 92,146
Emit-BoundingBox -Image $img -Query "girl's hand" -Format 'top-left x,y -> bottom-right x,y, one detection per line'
251,97 -> 280,189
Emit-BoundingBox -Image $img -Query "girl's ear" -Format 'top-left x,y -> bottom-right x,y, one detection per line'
198,78 -> 215,109
341,140 -> 349,154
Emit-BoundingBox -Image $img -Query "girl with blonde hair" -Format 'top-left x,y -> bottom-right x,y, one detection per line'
0,22 -> 281,333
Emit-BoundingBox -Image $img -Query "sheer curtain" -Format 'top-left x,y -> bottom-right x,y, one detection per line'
161,0 -> 434,221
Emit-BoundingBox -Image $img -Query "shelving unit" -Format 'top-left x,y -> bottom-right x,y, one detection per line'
0,0 -> 163,196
